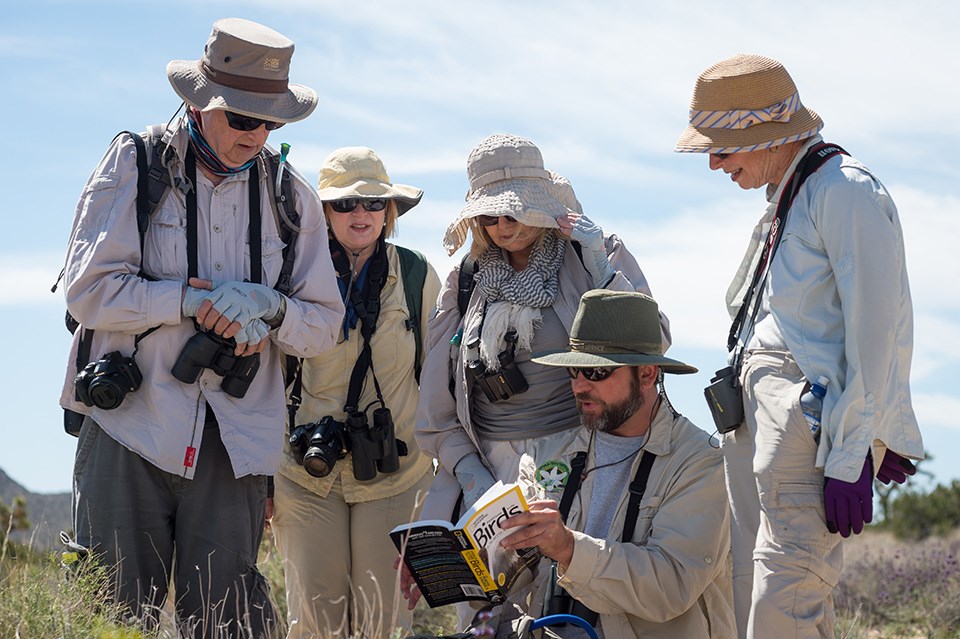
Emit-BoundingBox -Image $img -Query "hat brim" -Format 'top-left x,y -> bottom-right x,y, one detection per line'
531,349 -> 698,375
166,60 -> 318,123
442,179 -> 567,255
317,180 -> 423,216
675,107 -> 823,154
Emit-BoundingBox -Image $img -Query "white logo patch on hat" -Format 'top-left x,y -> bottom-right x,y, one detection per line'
536,460 -> 571,493
263,57 -> 281,72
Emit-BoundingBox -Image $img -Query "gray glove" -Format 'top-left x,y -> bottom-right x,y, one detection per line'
203,281 -> 283,328
234,318 -> 269,346
454,452 -> 497,508
182,286 -> 210,318
569,213 -> 615,287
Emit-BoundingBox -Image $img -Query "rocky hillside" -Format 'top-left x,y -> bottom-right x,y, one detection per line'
0,468 -> 71,552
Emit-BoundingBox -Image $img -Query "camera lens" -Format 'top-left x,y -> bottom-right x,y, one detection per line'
87,379 -> 126,410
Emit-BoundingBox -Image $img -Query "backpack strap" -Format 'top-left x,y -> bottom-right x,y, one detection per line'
457,254 -> 478,317
396,246 -> 429,383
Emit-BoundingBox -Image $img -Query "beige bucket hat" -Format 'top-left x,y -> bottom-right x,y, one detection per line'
442,134 -> 582,255
316,147 -> 423,216
167,18 -> 318,123
675,54 -> 823,155
532,290 -> 697,374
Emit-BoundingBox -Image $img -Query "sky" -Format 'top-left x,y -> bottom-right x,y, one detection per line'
1,1 -> 958,496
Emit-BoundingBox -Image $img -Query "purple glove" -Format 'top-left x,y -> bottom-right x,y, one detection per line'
823,456 -> 873,537
875,449 -> 917,485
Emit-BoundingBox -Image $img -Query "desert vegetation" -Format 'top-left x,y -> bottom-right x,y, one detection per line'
2,480 -> 960,638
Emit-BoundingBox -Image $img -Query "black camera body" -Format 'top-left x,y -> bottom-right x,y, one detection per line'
171,330 -> 260,398
466,331 -> 528,402
704,365 -> 745,434
289,408 -> 404,481
75,351 -> 143,410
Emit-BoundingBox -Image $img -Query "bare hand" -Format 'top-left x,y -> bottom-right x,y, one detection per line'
500,499 -> 574,569
395,554 -> 421,610
556,212 -> 580,238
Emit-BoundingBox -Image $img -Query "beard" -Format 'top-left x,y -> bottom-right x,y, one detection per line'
577,368 -> 644,433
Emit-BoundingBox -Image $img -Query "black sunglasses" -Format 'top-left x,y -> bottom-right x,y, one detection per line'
329,198 -> 389,213
710,152 -> 731,160
566,366 -> 616,382
476,214 -> 517,227
224,111 -> 285,132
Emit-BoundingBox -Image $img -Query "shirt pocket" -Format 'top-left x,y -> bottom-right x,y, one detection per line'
143,206 -> 187,280
244,234 -> 287,286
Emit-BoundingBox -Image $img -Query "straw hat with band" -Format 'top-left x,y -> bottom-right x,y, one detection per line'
532,290 -> 697,375
167,18 -> 318,124
443,134 -> 581,256
316,147 -> 423,216
675,54 -> 823,155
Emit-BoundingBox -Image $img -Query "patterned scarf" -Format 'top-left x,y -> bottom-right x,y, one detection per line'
465,231 -> 565,370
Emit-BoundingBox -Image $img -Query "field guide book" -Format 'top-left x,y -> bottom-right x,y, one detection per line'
390,480 -> 542,607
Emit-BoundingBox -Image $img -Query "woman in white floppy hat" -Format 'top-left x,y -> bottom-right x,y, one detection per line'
404,135 -> 670,611
60,17 -> 344,639
676,54 -> 922,639
269,147 -> 441,639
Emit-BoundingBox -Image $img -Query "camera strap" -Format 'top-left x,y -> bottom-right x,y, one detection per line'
725,142 -> 848,369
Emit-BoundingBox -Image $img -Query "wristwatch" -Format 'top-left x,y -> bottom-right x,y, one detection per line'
264,294 -> 287,330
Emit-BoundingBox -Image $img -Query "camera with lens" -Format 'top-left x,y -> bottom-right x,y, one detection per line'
171,330 -> 260,398
704,365 -> 745,434
543,562 -> 598,627
75,351 -> 143,410
289,408 -> 406,481
465,330 -> 529,403
289,416 -> 349,478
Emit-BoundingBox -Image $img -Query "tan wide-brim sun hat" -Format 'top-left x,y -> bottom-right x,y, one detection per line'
532,290 -> 697,374
442,133 -> 582,256
167,18 -> 318,123
316,147 -> 423,216
675,54 -> 823,155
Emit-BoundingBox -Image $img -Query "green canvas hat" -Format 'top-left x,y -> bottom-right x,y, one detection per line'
532,290 -> 697,374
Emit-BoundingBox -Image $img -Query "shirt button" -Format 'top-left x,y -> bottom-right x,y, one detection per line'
705,556 -> 713,564
214,224 -> 222,233
215,262 -> 223,271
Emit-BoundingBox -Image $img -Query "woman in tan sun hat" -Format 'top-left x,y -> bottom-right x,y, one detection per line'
60,18 -> 343,638
270,147 -> 441,639
676,54 -> 923,639
401,134 -> 671,617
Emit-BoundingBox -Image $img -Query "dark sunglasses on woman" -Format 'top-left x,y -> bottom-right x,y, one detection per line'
224,111 -> 285,132
330,198 -> 389,213
476,214 -> 517,226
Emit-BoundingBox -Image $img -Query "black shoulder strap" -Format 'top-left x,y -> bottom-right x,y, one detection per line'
557,451 -> 588,523
457,254 -> 478,317
726,142 -> 848,356
396,246 -> 429,383
621,451 -> 656,542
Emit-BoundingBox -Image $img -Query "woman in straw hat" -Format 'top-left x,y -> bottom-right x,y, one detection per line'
270,147 -> 441,639
412,133 -> 670,558
676,54 -> 923,638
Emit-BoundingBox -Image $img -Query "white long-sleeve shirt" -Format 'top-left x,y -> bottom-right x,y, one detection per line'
59,122 -> 344,479
728,135 -> 923,481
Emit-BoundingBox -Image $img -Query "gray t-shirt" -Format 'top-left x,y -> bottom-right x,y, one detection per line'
583,430 -> 647,538
472,305 -> 580,439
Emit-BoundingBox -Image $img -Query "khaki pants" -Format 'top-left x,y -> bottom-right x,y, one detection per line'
724,350 -> 842,639
272,471 -> 431,639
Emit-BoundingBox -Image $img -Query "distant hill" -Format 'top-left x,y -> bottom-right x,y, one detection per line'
0,467 -> 72,552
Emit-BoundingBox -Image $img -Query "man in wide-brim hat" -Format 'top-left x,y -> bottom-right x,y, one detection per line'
676,53 -> 923,638
497,290 -> 735,639
59,17 -> 344,637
